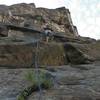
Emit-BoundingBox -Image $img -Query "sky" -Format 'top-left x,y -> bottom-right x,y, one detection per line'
0,0 -> 100,40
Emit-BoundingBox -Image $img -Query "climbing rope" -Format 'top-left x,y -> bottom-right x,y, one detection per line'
34,40 -> 43,100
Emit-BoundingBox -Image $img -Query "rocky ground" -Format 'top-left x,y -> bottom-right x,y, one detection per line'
0,61 -> 100,100
0,68 -> 31,100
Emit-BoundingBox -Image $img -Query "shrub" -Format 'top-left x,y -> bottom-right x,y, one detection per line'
25,70 -> 53,88
17,70 -> 53,100
33,15 -> 45,23
17,95 -> 24,100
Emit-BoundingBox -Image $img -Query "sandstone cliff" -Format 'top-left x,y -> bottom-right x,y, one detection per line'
0,3 -> 99,67
0,3 -> 78,37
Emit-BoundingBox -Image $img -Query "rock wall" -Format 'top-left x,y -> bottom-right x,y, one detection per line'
0,41 -> 94,67
0,3 -> 99,67
0,3 -> 78,37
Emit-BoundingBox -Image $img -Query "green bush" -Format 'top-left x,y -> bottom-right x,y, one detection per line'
17,95 -> 24,100
34,15 -> 45,22
25,70 -> 53,88
17,70 -> 53,100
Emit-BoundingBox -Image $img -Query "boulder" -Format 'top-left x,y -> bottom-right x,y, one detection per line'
64,43 -> 92,64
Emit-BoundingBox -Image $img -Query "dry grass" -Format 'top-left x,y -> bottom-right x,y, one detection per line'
38,42 -> 66,66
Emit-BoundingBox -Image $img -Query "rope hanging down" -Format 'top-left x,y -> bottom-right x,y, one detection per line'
34,41 -> 43,100
30,39 -> 43,100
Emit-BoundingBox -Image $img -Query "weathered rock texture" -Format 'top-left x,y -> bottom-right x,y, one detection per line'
0,3 -> 99,66
0,3 -> 100,100
0,3 -> 78,37
1,63 -> 100,100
